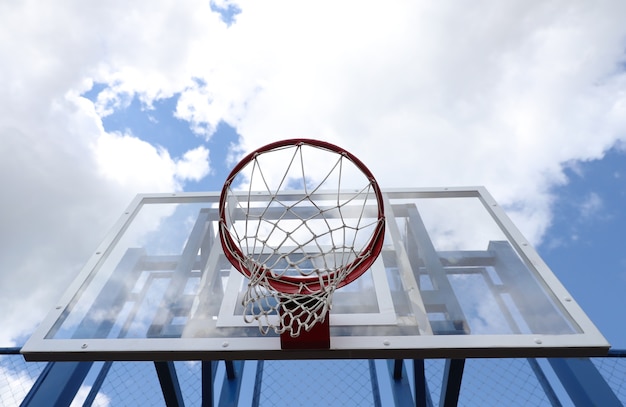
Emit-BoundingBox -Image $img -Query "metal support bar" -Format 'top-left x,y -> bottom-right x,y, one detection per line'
439,359 -> 465,407
252,361 -> 264,407
219,361 -> 245,406
549,358 -> 622,406
83,362 -> 113,407
387,360 -> 417,407
526,359 -> 562,407
413,359 -> 431,407
368,360 -> 383,407
20,361 -> 93,407
608,348 -> 626,357
393,359 -> 403,380
383,200 -> 432,335
0,347 -> 21,354
150,209 -> 212,337
405,205 -> 469,334
202,361 -> 217,407
392,358 -> 431,406
154,361 -> 185,407
225,360 -> 236,380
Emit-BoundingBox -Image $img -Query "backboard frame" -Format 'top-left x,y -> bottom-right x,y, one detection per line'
22,187 -> 610,361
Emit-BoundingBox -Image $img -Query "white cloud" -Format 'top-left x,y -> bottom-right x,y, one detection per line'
161,0 -> 626,244
176,146 -> 212,180
579,192 -> 604,219
70,384 -> 111,407
96,132 -> 178,190
0,1 -> 216,345
1,0 -> 626,346
95,131 -> 209,191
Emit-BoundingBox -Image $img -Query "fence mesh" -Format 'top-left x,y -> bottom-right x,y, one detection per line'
1,350 -> 625,406
0,353 -> 45,407
594,356 -> 626,404
90,362 -> 164,406
458,359 -> 554,406
88,361 -> 202,407
424,358 -> 445,402
259,360 -> 377,406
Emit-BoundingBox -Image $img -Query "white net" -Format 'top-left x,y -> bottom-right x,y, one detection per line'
219,140 -> 384,337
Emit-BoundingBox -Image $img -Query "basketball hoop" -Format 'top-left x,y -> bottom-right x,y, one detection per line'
218,139 -> 385,349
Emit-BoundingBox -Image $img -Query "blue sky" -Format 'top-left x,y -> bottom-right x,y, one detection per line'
540,147 -> 626,348
84,85 -> 240,192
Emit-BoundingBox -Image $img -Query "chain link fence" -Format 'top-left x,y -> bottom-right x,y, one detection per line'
86,361 -> 203,406
594,356 -> 626,403
457,359 -> 556,406
0,351 -> 45,407
1,348 -> 625,406
259,360 -> 377,406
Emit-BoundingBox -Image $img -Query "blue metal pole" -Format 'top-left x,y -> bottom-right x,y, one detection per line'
439,359 -> 464,407
20,361 -> 93,407
202,361 -> 216,407
526,359 -> 562,407
155,361 -> 185,407
549,358 -> 621,407
83,362 -> 113,407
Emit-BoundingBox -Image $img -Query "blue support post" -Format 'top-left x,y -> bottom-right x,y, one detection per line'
413,359 -> 431,407
83,362 -> 113,407
219,361 -> 245,406
202,361 -> 217,407
251,360 -> 264,407
201,361 -> 241,407
225,360 -> 236,380
394,359 -> 432,406
387,359 -> 414,407
549,358 -> 621,406
368,360 -> 383,407
393,359 -> 403,380
439,359 -> 464,407
154,361 -> 185,407
20,361 -> 93,407
526,359 -> 562,407
608,348 -> 626,357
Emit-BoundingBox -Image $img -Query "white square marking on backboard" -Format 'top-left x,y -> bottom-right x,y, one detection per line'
216,255 -> 396,328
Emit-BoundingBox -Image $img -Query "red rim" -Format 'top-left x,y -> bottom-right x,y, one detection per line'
218,139 -> 385,294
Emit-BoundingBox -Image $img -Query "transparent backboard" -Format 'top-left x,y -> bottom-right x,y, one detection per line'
22,188 -> 609,361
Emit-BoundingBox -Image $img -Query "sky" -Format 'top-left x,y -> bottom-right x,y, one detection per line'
1,0 -> 625,361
